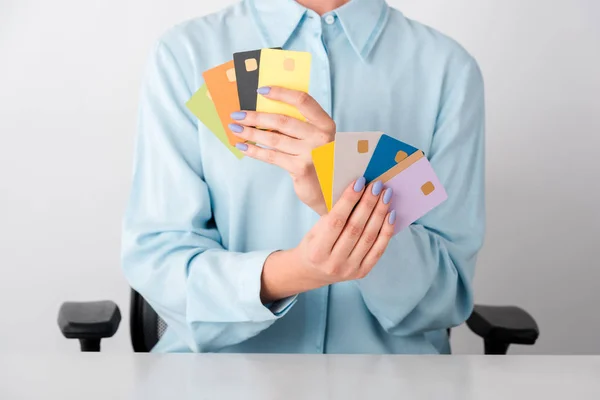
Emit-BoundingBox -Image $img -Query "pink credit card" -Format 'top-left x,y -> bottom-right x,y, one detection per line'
386,156 -> 448,234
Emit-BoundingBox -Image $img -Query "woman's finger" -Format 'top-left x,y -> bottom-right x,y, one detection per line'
230,111 -> 317,140
357,210 -> 396,277
331,181 -> 384,259
236,142 -> 298,171
348,187 -> 393,265
229,123 -> 303,155
257,86 -> 336,133
317,178 -> 366,253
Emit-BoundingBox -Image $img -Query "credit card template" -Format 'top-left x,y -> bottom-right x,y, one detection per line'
311,141 -> 335,211
385,156 -> 448,233
376,150 -> 423,182
233,47 -> 281,111
256,49 -> 311,121
185,83 -> 244,159
203,60 -> 244,146
363,134 -> 419,183
331,132 -> 383,207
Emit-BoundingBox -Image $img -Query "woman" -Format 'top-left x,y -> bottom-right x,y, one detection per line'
122,0 -> 485,354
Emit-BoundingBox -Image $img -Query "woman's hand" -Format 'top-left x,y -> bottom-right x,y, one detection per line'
260,178 -> 397,303
295,178 -> 396,284
228,87 -> 336,216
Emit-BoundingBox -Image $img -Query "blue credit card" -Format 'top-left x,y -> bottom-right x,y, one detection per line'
363,134 -> 419,183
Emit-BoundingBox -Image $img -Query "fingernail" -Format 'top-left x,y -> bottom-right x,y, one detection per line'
236,143 -> 248,151
353,177 -> 366,192
230,111 -> 246,120
372,181 -> 383,196
389,210 -> 397,225
257,86 -> 271,95
383,188 -> 393,204
228,123 -> 244,133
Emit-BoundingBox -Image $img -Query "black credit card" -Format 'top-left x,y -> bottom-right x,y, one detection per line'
233,48 -> 281,111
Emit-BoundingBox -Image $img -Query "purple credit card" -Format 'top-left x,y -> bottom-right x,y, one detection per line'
386,157 -> 448,234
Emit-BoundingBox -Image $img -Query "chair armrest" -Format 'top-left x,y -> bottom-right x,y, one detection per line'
466,304 -> 539,348
57,300 -> 121,351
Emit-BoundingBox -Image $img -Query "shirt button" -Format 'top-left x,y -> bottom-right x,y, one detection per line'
324,14 -> 335,25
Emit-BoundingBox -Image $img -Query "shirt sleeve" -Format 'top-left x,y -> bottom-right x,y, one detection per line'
121,40 -> 296,353
357,57 -> 485,336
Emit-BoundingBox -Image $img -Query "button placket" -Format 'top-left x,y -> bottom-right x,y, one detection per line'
305,13 -> 333,119
321,58 -> 332,117
310,46 -> 332,117
319,37 -> 333,117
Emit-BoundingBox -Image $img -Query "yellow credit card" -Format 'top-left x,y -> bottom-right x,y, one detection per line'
257,49 -> 311,121
311,141 -> 335,211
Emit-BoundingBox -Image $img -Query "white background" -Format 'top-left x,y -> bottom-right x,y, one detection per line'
0,0 -> 599,355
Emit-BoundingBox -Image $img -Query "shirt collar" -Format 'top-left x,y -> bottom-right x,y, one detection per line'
248,0 -> 307,49
334,0 -> 389,60
248,0 -> 389,61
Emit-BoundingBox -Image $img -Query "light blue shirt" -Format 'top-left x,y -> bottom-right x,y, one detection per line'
122,0 -> 485,354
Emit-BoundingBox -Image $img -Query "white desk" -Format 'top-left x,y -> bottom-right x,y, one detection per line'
1,354 -> 600,399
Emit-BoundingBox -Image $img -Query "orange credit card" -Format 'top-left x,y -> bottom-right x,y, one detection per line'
203,60 -> 244,146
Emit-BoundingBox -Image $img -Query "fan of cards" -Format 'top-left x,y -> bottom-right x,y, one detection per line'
185,48 -> 447,233
312,132 -> 448,234
186,47 -> 310,159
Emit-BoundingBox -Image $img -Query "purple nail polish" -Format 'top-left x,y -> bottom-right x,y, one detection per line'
257,86 -> 271,95
383,188 -> 393,204
353,177 -> 366,192
236,143 -> 248,151
230,111 -> 246,120
228,123 -> 244,133
389,210 -> 397,225
372,181 -> 383,196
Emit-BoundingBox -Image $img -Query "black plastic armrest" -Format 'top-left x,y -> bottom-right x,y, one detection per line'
466,304 -> 539,354
57,300 -> 121,352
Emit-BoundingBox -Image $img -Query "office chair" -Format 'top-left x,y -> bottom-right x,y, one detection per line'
58,289 -> 539,354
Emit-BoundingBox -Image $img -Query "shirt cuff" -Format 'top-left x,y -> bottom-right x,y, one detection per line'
237,250 -> 297,321
265,295 -> 298,316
